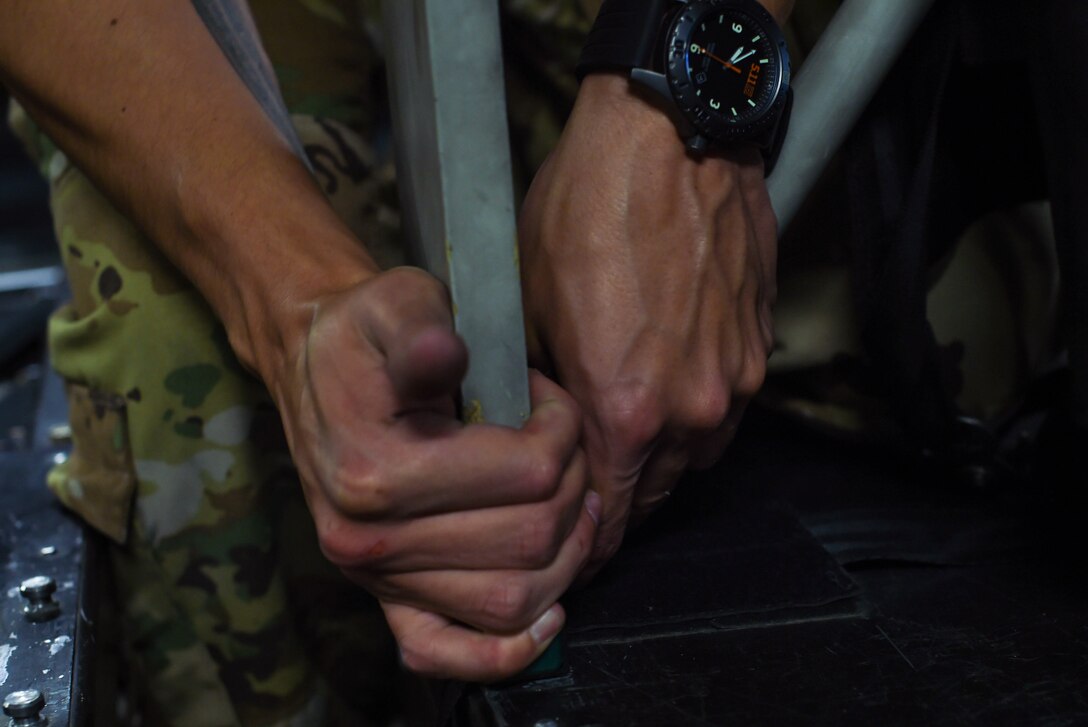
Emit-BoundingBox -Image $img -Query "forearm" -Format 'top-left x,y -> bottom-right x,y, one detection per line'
0,0 -> 379,386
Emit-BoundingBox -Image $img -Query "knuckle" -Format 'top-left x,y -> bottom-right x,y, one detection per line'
327,460 -> 395,519
315,517 -> 388,571
598,383 -> 663,451
385,264 -> 440,290
397,638 -> 437,677
316,518 -> 357,568
514,512 -> 563,569
480,578 -> 535,630
678,384 -> 731,433
520,446 -> 563,500
736,354 -> 768,398
384,266 -> 448,305
481,640 -> 524,681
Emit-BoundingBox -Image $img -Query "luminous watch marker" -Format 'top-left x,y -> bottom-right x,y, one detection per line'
682,7 -> 781,127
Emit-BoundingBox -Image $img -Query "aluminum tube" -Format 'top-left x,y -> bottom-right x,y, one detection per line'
768,0 -> 937,231
383,0 -> 531,427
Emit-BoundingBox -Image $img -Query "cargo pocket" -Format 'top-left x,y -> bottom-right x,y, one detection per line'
47,382 -> 137,544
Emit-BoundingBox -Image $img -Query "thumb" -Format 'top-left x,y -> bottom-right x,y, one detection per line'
386,323 -> 468,403
358,268 -> 468,406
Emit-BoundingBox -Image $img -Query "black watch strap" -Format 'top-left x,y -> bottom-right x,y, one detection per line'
576,0 -> 671,81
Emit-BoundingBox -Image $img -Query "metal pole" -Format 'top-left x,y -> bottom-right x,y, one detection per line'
382,0 -> 531,428
768,0 -> 937,231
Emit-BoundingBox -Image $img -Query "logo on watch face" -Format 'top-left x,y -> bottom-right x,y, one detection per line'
667,0 -> 788,142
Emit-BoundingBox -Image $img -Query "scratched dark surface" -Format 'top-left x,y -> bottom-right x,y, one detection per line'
0,331 -> 98,726
460,409 -> 1088,726
0,451 -> 84,726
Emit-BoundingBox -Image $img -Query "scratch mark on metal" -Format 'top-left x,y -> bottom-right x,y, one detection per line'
573,609 -> 864,647
0,644 -> 15,686
50,635 -> 71,656
875,624 -> 916,671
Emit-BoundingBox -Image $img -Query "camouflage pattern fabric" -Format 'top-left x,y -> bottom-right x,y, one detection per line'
764,1 -> 1063,447
9,98 -> 408,724
767,202 -> 1060,443
5,0 -> 1060,724
5,2 -> 604,724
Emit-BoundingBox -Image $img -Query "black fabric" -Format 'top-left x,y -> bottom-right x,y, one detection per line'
843,0 -> 1085,470
1031,1 -> 1088,429
576,0 -> 670,80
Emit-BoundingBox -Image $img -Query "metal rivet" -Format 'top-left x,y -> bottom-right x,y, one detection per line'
47,424 -> 72,445
50,452 -> 67,466
533,721 -> 560,727
19,577 -> 60,623
3,689 -> 46,726
38,547 -> 56,557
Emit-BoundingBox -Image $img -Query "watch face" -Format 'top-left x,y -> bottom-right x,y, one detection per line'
666,0 -> 789,142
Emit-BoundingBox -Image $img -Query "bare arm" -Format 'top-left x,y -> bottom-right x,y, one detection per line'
520,0 -> 794,573
0,0 -> 374,386
0,0 -> 596,681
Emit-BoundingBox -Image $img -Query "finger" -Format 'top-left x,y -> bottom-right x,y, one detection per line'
372,492 -> 598,634
386,324 -> 468,405
523,308 -> 555,378
577,419 -> 648,578
384,602 -> 565,682
688,399 -> 747,470
322,451 -> 591,573
312,370 -> 584,519
628,439 -> 689,526
353,267 -> 469,406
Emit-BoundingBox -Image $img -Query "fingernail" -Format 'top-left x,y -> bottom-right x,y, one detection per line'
529,605 -> 563,645
584,490 -> 602,526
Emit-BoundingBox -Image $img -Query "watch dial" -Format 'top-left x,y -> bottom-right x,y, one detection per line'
682,6 -> 781,127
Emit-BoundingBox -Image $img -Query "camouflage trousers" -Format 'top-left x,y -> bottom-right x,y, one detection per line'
11,103 -> 408,726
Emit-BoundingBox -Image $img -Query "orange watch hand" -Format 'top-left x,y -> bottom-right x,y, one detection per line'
694,45 -> 743,74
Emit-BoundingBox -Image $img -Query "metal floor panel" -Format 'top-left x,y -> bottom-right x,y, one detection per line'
462,409 -> 1088,726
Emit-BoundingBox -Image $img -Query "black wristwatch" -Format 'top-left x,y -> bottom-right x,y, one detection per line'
578,0 -> 792,175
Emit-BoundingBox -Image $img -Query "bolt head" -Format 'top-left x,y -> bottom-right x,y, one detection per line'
19,577 -> 60,623
3,689 -> 45,718
19,576 -> 56,599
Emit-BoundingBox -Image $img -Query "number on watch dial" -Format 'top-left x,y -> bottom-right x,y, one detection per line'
681,6 -> 780,126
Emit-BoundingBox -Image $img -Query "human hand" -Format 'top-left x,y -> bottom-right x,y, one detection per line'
518,74 -> 777,576
267,267 -> 599,681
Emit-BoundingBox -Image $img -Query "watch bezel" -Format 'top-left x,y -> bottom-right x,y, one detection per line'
664,0 -> 791,146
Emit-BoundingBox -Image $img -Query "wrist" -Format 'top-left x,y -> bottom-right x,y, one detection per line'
175,143 -> 380,391
572,74 -> 686,159
577,0 -> 792,166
